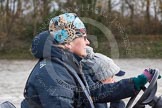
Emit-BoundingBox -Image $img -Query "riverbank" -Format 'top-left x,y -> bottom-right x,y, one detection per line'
0,35 -> 162,59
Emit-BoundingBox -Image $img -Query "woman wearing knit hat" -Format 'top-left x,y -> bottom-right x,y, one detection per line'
21,13 -> 160,108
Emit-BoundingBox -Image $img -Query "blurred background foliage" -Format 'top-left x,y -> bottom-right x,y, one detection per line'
0,0 -> 162,59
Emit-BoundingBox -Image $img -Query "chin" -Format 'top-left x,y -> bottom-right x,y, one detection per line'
76,52 -> 86,58
81,52 -> 87,57
75,50 -> 87,57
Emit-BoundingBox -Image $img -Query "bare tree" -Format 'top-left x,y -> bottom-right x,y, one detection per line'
0,0 -> 4,14
120,0 -> 125,17
158,0 -> 162,20
16,0 -> 22,17
153,0 -> 158,20
33,0 -> 38,36
108,0 -> 120,14
145,0 -> 150,23
108,0 -> 112,13
125,0 -> 135,21
42,0 -> 51,20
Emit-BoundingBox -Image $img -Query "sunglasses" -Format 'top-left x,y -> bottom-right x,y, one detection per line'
82,36 -> 87,41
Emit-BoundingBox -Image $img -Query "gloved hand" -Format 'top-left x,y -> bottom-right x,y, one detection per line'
133,68 -> 161,91
143,68 -> 161,81
133,74 -> 147,91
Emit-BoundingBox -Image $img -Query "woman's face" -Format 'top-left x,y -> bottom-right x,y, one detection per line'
70,36 -> 90,57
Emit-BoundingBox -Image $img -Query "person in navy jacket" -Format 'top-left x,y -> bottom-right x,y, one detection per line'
21,13 -> 156,108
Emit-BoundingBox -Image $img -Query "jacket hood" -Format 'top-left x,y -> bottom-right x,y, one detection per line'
31,31 -> 52,59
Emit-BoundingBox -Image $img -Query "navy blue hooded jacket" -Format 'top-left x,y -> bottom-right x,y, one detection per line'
21,31 -> 138,108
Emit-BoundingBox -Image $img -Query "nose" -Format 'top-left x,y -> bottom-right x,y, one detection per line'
86,39 -> 90,45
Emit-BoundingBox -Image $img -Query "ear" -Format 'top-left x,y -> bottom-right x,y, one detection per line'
64,43 -> 72,50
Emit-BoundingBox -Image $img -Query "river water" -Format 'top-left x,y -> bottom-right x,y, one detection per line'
0,59 -> 162,108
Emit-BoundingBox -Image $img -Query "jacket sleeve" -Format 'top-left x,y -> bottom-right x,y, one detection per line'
86,75 -> 138,103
